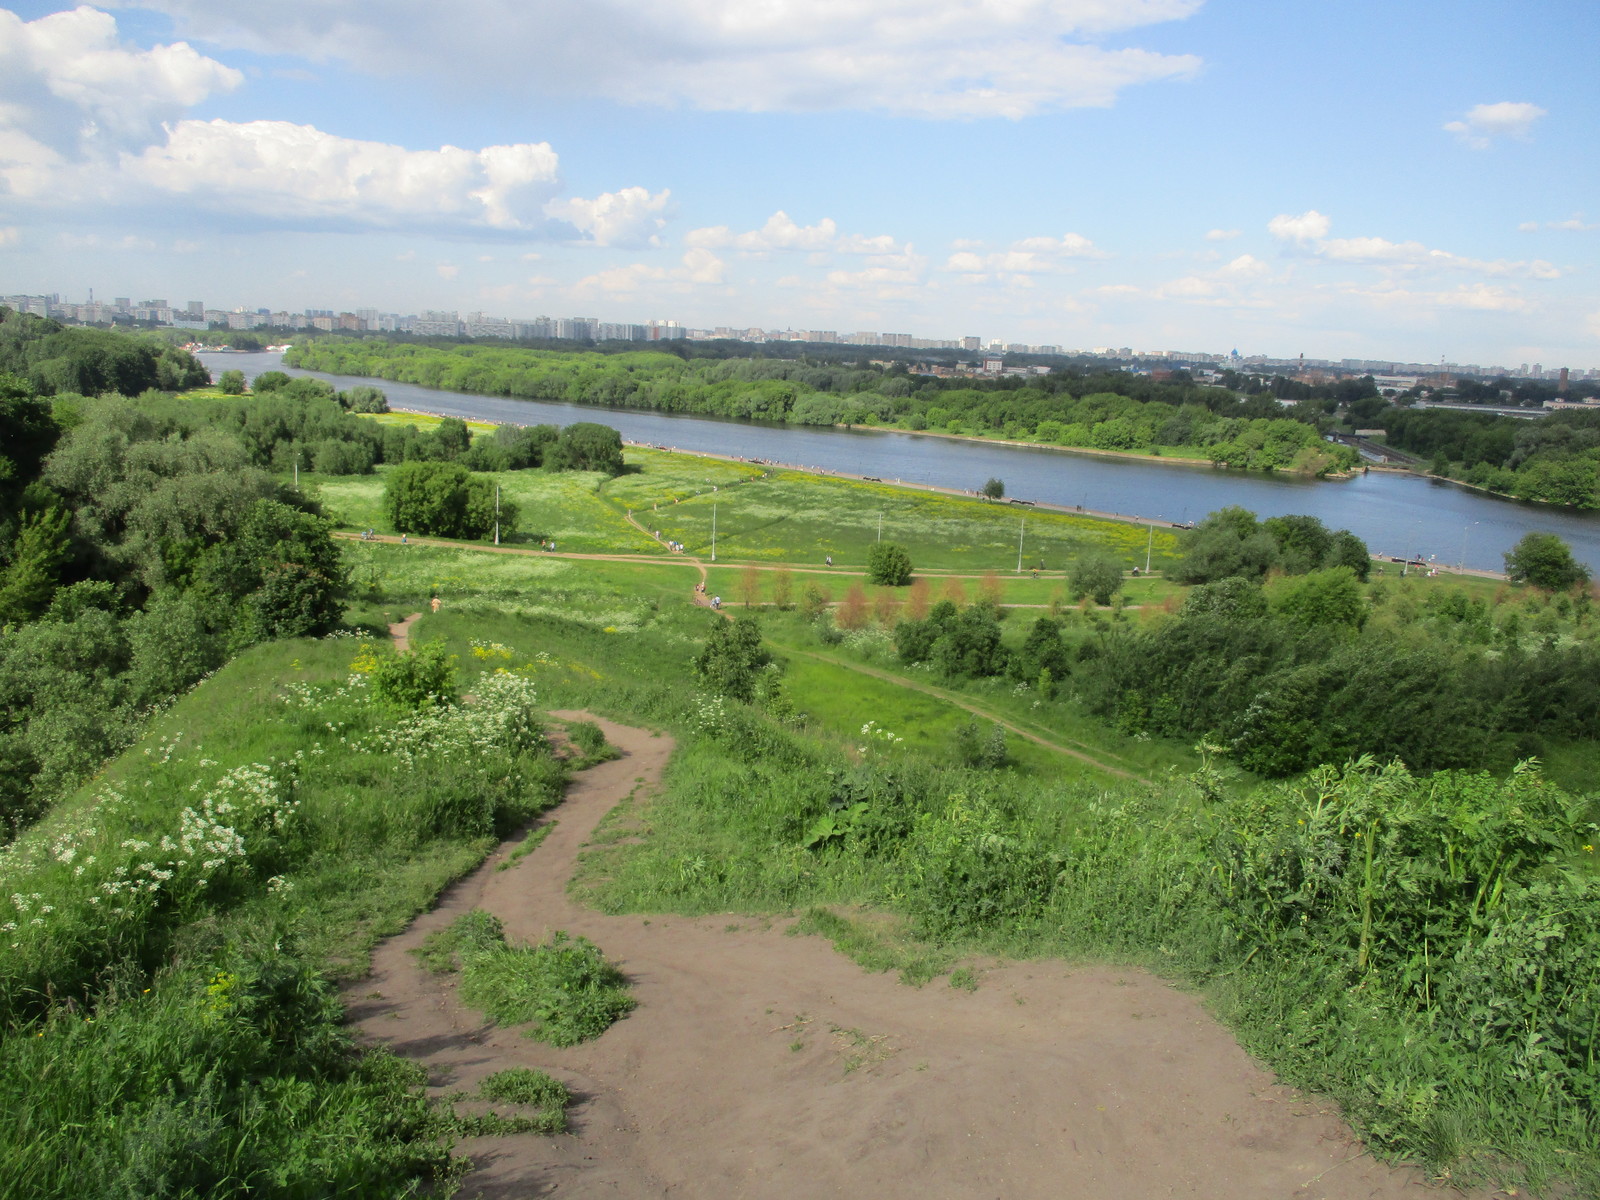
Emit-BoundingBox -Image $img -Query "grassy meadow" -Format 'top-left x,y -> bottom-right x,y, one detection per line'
3,421 -> 1598,1196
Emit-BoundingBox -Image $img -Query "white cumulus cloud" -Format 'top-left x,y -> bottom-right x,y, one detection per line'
117,0 -> 1205,119
1204,228 -> 1240,241
1443,101 -> 1546,149
120,119 -> 565,231
0,7 -> 241,159
944,232 -> 1105,280
1267,210 -> 1331,243
687,212 -> 841,253
547,186 -> 671,248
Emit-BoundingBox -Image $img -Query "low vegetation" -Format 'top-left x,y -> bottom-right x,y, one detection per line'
2,323 -> 1597,1195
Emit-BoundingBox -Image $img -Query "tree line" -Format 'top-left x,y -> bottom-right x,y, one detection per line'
286,339 -> 1359,476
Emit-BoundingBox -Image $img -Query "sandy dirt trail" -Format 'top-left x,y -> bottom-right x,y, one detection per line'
345,714 -> 1473,1200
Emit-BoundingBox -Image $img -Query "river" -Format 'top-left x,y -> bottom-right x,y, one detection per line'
204,350 -> 1600,575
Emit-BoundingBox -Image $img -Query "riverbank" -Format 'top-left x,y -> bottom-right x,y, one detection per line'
385,405 -> 1194,532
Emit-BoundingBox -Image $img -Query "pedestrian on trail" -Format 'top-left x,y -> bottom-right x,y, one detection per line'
401,534 -> 408,545
430,596 -> 441,614
825,555 -> 832,567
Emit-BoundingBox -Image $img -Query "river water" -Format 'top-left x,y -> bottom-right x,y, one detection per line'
205,350 -> 1600,575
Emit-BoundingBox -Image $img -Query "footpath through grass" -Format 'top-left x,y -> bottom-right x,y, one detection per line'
0,629 -> 570,1198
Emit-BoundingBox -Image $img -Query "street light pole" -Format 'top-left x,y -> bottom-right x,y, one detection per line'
711,503 -> 717,562
1017,519 -> 1025,573
1458,521 -> 1478,573
494,485 -> 500,546
1145,524 -> 1153,574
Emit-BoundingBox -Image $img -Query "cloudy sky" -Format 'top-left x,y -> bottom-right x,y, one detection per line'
1,1 -> 1596,366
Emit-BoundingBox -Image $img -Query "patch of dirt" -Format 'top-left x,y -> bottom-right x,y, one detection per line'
388,611 -> 423,653
345,714 -> 1482,1199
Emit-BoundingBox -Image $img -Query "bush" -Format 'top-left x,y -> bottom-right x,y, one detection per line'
1068,553 -> 1122,605
383,461 -> 516,539
370,639 -> 459,708
866,542 -> 913,586
1505,532 -> 1590,591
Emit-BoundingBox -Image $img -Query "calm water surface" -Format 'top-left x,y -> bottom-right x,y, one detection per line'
206,351 -> 1600,575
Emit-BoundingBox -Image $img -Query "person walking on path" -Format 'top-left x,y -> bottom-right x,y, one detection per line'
430,596 -> 441,614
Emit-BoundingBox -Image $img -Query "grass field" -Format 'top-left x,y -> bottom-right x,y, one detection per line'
614,466 -> 1178,571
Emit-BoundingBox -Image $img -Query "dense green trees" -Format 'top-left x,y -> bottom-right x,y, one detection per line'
1173,507 -> 1370,584
1369,404 -> 1600,509
286,339 -> 1359,476
1504,532 -> 1591,591
383,461 -> 518,540
865,542 -> 913,586
695,614 -> 770,701
544,421 -> 625,475
0,307 -> 208,395
0,332 -> 356,835
1077,578 -> 1598,777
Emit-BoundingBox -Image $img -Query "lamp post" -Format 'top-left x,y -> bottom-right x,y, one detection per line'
494,484 -> 500,546
1017,519 -> 1025,573
1458,521 -> 1478,573
711,503 -> 717,562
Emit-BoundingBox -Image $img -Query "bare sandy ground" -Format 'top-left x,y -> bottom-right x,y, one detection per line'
345,714 -> 1476,1199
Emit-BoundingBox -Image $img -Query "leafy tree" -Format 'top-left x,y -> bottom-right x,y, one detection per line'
545,422 -> 625,475
931,605 -> 1004,679
217,369 -> 247,395
1325,529 -> 1372,581
1008,616 -> 1072,683
1504,532 -> 1591,591
1180,576 -> 1269,621
252,371 -> 292,393
0,508 -> 71,624
1267,566 -> 1367,631
339,385 -> 389,413
1068,553 -> 1122,605
384,461 -> 508,539
695,614 -> 770,701
1263,514 -> 1333,574
430,417 -> 471,460
1172,506 -> 1280,583
197,500 -> 348,642
981,478 -> 1005,499
0,377 -> 61,520
866,541 -> 913,586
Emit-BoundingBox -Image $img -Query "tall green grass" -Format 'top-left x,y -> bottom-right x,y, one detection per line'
540,630 -> 1598,1194
0,633 -> 567,1197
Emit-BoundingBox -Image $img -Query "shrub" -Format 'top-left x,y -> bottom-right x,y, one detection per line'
866,542 -> 913,586
1068,554 -> 1123,606
370,639 -> 459,709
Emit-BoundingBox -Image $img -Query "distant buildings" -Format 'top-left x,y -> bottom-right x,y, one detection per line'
4,287 -> 1597,383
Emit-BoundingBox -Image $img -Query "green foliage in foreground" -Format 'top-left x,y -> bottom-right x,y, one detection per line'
0,635 -> 567,1197
548,614 -> 1598,1192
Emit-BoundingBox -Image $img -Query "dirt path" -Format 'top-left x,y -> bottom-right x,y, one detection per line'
388,611 -> 423,653
345,713 -> 1476,1200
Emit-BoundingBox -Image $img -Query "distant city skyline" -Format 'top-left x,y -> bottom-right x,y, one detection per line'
12,285 -> 1594,385
2,3 -> 1597,368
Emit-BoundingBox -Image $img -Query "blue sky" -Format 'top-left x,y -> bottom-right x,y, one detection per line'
1,0 -> 1596,366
